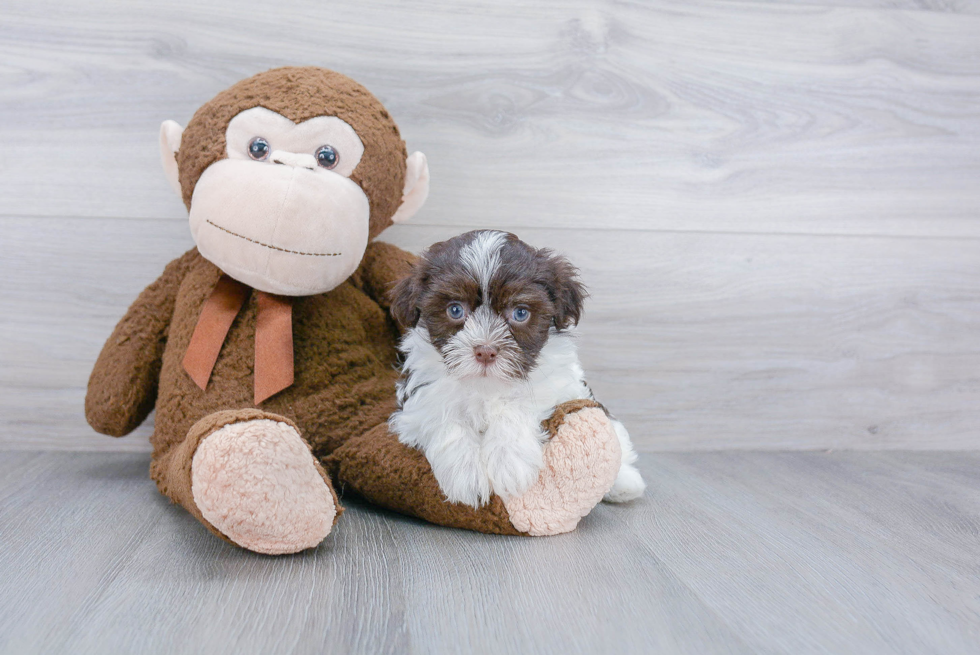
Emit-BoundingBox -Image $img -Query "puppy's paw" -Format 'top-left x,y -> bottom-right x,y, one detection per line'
485,443 -> 543,500
483,421 -> 545,500
603,462 -> 646,503
429,444 -> 492,508
436,464 -> 492,508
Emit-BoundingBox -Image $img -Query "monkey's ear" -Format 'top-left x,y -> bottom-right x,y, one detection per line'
159,120 -> 184,197
391,151 -> 430,224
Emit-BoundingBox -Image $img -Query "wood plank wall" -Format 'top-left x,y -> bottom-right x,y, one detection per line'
1,0 -> 978,451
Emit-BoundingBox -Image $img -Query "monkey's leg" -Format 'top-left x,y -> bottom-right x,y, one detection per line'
323,400 -> 620,536
150,409 -> 341,555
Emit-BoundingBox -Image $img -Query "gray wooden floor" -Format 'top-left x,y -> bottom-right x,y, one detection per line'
1,449 -> 978,655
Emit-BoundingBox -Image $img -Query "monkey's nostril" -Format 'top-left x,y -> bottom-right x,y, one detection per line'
473,345 -> 498,366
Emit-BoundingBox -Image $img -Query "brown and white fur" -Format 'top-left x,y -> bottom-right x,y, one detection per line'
388,230 -> 645,508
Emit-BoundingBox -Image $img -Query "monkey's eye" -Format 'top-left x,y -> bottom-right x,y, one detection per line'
315,145 -> 339,170
511,307 -> 530,323
248,137 -> 270,161
447,303 -> 467,321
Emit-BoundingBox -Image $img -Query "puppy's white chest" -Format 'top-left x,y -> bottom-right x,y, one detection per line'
451,385 -> 529,435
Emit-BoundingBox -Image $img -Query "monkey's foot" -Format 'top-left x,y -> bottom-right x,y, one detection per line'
504,404 -> 621,536
190,411 -> 338,555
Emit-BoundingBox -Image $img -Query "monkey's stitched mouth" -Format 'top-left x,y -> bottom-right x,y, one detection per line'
206,219 -> 341,257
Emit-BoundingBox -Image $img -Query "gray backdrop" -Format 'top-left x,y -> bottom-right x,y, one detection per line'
2,0 -> 979,452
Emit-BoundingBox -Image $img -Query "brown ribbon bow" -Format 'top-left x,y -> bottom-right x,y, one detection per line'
182,275 -> 295,405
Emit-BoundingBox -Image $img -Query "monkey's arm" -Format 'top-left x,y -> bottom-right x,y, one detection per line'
352,240 -> 418,312
85,249 -> 199,437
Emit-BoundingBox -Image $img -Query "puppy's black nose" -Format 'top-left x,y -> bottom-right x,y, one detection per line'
474,345 -> 497,366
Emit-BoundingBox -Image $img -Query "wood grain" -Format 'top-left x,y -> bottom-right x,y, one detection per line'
2,218 -> 978,451
630,450 -> 980,654
0,0 -> 978,236
1,0 -> 978,452
1,450 -> 978,654
2,2 -> 978,650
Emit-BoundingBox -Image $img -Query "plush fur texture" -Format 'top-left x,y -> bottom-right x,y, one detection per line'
505,406 -> 621,535
88,244 -> 409,453
387,230 -> 645,507
87,241 -> 413,552
176,67 -> 407,239
192,417 -> 337,555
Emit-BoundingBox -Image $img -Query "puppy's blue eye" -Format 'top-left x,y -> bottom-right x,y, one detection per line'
248,137 -> 270,161
512,307 -> 530,323
447,303 -> 466,320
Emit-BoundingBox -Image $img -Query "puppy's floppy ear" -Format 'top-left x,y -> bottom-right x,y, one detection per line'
388,261 -> 427,329
540,250 -> 588,331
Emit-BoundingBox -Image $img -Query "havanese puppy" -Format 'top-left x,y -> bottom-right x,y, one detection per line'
388,230 -> 645,508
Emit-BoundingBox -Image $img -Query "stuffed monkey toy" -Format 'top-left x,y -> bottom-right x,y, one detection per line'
86,67 -> 622,555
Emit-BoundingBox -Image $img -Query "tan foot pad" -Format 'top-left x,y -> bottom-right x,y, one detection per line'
504,407 -> 622,536
191,418 -> 336,555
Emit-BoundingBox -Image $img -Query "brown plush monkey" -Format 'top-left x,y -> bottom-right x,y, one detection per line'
86,67 -> 621,555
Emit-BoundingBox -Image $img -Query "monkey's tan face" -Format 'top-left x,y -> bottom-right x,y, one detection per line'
187,107 -> 371,296
161,72 -> 431,296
